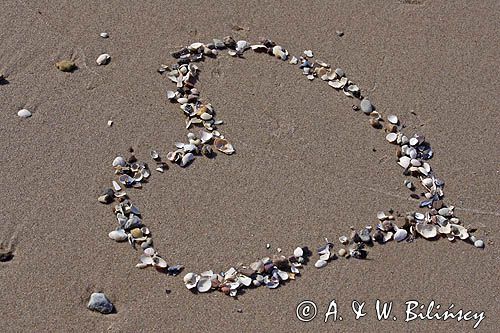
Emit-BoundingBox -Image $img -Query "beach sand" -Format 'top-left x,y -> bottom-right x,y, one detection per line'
0,1 -> 498,331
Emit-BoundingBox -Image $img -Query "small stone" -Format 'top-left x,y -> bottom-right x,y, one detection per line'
223,36 -> 236,49
338,248 -> 347,257
369,118 -> 381,128
360,99 -> 373,114
55,60 -> 77,72
474,240 -> 484,248
100,32 -> 109,38
87,292 -> 114,314
17,109 -> 32,118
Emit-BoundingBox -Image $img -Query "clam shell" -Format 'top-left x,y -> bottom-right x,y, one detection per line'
112,156 -> 126,167
140,255 -> 154,265
153,256 -> 167,268
328,80 -> 343,89
386,132 -> 398,143
108,229 -> 127,241
197,277 -> 212,293
398,156 -> 411,169
415,223 -> 438,239
214,138 -> 235,155
314,259 -> 327,268
183,273 -> 200,289
474,240 -> 484,248
394,228 -> 408,242
304,50 -> 313,57
180,152 -> 195,167
144,247 -> 155,256
387,115 -> 399,124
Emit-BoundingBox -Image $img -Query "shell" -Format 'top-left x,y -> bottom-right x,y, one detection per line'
474,240 -> 484,248
394,228 -> 408,242
214,138 -> 235,155
140,255 -> 154,265
303,50 -> 313,58
386,132 -> 398,143
328,80 -> 343,89
450,224 -> 469,239
108,229 -> 127,241
180,152 -> 195,167
196,277 -> 212,293
200,130 -> 213,144
150,150 -> 160,160
96,53 -> 111,65
17,109 -> 32,118
166,90 -> 176,99
314,259 -> 327,268
144,247 -> 155,256
153,256 -> 167,268
100,32 -> 109,38
398,156 -> 411,169
112,156 -> 126,167
183,273 -> 200,289
387,115 -> 399,124
415,223 -> 438,239
293,247 -> 303,258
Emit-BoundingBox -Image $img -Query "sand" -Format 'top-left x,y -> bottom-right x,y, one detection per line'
0,0 -> 499,331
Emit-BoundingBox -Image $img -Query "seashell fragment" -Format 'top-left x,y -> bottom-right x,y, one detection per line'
214,138 -> 235,155
183,273 -> 200,289
112,156 -> 126,167
304,50 -> 313,58
293,247 -> 303,258
180,152 -> 195,167
96,53 -> 111,65
100,32 -> 109,38
200,130 -> 213,144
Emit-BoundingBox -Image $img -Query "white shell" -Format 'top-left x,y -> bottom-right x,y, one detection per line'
236,40 -> 250,51
100,32 -> 109,38
112,156 -> 126,167
304,50 -> 313,57
238,275 -> 253,286
154,256 -> 167,268
314,259 -> 327,268
328,80 -> 343,89
293,247 -> 303,258
409,137 -> 419,146
166,90 -> 176,99
394,228 -> 408,242
398,156 -> 411,169
415,223 -> 438,239
386,133 -> 398,143
200,130 -> 213,144
17,109 -> 32,118
144,247 -> 155,256
180,152 -> 194,167
183,273 -> 200,289
377,211 -> 387,221
96,53 -> 111,65
196,277 -> 212,293
140,255 -> 154,265
108,229 -> 127,241
387,115 -> 398,124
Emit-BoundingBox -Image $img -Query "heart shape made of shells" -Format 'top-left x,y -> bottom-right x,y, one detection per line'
99,37 -> 484,297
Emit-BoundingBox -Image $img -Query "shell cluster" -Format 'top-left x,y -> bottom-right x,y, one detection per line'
183,249 -> 305,296
98,36 -> 485,297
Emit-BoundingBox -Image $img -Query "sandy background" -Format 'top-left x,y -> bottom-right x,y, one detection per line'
0,0 -> 499,332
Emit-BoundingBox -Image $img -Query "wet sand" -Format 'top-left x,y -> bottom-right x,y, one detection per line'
0,1 -> 499,331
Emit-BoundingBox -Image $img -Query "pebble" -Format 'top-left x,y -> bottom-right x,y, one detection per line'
360,99 -> 373,114
17,109 -> 32,118
87,292 -> 114,314
55,60 -> 77,72
100,32 -> 109,38
338,248 -> 347,257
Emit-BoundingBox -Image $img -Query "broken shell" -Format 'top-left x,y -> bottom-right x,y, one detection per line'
214,138 -> 235,155
150,150 -> 160,160
100,32 -> 109,38
339,235 -> 348,244
303,50 -> 313,58
108,229 -> 127,241
140,255 -> 154,266
153,256 -> 168,268
130,228 -> 143,238
183,273 -> 200,289
96,53 -> 111,65
398,156 -> 411,169
415,223 -> 438,239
